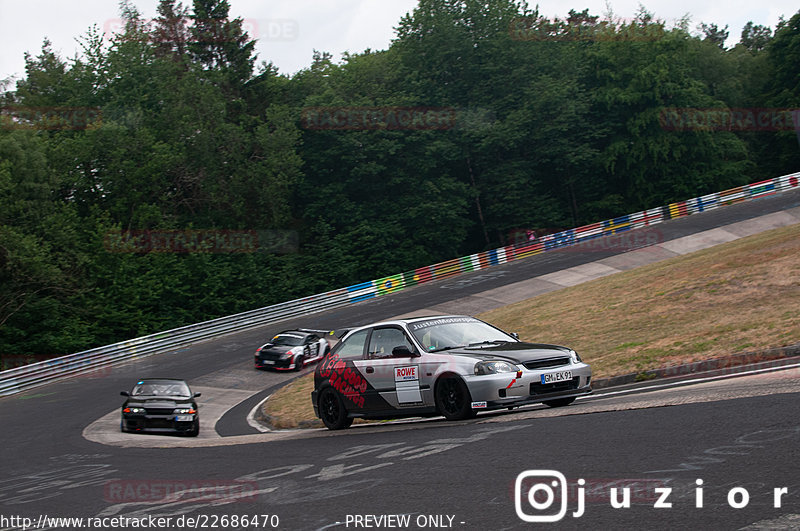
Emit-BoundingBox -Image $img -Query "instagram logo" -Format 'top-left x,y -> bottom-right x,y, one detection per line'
515,470 -> 573,522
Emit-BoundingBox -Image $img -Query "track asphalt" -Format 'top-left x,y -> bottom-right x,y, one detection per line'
1,188 -> 799,530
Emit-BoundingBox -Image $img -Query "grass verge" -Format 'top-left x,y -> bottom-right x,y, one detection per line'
258,371 -> 321,429
263,223 -> 800,429
481,223 -> 800,378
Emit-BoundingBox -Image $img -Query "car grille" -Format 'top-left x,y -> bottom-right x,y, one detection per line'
258,352 -> 283,361
145,408 -> 175,416
523,357 -> 570,370
530,377 -> 580,395
147,418 -> 176,428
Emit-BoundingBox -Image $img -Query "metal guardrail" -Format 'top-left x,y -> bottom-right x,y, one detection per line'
1,171 -> 798,396
0,286 -> 350,396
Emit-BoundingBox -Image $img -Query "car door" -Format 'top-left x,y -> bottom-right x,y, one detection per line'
304,334 -> 321,358
354,326 -> 425,411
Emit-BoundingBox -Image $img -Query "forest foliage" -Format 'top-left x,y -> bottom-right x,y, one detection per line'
1,0 -> 799,362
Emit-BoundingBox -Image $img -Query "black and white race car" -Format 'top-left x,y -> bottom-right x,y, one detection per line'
254,329 -> 331,371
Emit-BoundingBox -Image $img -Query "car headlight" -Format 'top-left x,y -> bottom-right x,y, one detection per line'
123,407 -> 144,414
174,408 -> 196,414
568,349 -> 581,363
474,360 -> 519,375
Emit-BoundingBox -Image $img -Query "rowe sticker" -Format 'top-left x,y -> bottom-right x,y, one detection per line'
394,366 -> 421,404
395,366 -> 419,382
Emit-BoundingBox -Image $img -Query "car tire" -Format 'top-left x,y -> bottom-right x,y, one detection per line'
435,376 -> 476,421
294,354 -> 305,371
187,419 -> 200,437
319,388 -> 353,430
542,397 -> 576,408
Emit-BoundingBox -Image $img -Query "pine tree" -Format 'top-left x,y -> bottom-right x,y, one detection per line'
189,0 -> 256,89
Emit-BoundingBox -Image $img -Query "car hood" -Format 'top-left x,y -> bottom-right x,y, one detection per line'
257,343 -> 295,353
445,342 -> 573,364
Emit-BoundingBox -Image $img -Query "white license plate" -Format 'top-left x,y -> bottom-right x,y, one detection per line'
264,360 -> 274,365
541,371 -> 572,384
174,415 -> 193,421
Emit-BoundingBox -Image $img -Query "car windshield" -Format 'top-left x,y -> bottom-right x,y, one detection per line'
408,317 -> 515,352
131,381 -> 191,397
270,334 -> 304,347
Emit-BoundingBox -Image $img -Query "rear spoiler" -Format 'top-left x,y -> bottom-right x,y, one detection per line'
297,328 -> 347,338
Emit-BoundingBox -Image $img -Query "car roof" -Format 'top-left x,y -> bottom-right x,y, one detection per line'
134,378 -> 189,384
273,330 -> 313,339
345,315 -> 473,332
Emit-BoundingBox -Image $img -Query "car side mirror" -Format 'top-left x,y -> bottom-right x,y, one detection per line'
392,345 -> 418,358
510,332 -> 520,340
120,391 -> 129,397
193,392 -> 202,398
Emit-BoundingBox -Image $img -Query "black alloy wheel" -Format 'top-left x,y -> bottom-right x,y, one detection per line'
435,377 -> 476,421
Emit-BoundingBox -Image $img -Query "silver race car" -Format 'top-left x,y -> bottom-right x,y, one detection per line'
311,315 -> 591,429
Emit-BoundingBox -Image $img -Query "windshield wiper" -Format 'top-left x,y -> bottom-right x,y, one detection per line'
467,340 -> 511,347
429,345 -> 465,352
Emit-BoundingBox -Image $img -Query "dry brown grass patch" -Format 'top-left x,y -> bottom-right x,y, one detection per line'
479,224 -> 800,378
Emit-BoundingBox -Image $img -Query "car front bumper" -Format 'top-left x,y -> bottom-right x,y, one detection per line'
464,363 -> 592,410
254,356 -> 295,370
122,415 -> 197,433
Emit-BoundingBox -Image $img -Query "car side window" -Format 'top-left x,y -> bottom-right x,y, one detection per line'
336,329 -> 370,360
368,327 -> 414,359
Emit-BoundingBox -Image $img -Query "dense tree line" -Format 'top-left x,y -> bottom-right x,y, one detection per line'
1,0 -> 799,362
